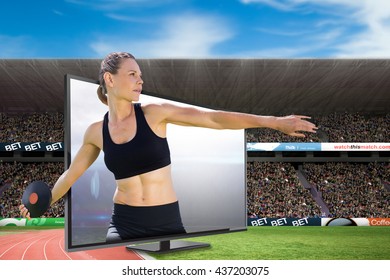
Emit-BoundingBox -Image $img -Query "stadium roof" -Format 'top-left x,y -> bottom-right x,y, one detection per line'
0,59 -> 389,115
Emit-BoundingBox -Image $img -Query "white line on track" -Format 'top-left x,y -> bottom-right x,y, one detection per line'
58,236 -> 72,260
43,235 -> 57,260
22,237 -> 45,260
0,235 -> 38,258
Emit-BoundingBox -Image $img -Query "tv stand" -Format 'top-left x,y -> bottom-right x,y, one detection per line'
126,240 -> 210,253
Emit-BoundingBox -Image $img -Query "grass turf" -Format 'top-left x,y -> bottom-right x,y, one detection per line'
0,226 -> 60,236
149,226 -> 390,260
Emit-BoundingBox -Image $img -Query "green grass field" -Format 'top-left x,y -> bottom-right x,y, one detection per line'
149,226 -> 390,260
0,226 -> 60,236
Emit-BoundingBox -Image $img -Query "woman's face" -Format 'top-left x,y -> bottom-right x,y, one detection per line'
108,58 -> 143,102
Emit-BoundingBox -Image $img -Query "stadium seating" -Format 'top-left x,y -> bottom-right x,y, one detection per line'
0,112 -> 389,218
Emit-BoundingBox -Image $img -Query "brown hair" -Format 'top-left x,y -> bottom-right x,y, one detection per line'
97,52 -> 136,105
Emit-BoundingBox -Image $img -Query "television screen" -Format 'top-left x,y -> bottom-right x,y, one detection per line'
65,75 -> 247,252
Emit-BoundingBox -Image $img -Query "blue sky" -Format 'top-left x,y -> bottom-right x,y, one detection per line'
1,0 -> 389,58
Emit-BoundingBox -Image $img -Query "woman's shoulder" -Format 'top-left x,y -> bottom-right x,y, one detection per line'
88,119 -> 103,128
84,120 -> 103,147
85,120 -> 103,135
141,102 -> 179,113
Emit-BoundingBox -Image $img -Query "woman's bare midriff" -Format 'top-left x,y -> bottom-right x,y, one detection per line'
112,165 -> 178,206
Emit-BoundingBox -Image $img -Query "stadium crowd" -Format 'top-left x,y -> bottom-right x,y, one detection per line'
0,162 -> 65,218
0,112 -> 63,142
247,162 -> 323,218
302,162 -> 390,218
247,161 -> 389,218
1,112 -> 389,219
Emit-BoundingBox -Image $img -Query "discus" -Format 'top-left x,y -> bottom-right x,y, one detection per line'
21,181 -> 52,218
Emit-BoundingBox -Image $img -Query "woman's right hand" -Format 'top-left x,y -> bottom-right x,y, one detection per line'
19,204 -> 31,220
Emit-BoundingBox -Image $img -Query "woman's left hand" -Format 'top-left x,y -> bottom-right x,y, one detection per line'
275,115 -> 318,137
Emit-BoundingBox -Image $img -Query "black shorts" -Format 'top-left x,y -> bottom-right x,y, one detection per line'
106,201 -> 186,242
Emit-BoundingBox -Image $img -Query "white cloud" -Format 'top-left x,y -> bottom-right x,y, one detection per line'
237,28 -> 343,58
0,35 -> 31,57
52,10 -> 64,16
255,27 -> 313,37
105,13 -> 151,23
240,0 -> 298,11
335,27 -> 390,58
90,14 -> 233,58
241,0 -> 390,57
66,0 -> 173,10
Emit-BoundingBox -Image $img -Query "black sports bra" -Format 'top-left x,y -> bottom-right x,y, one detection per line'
102,103 -> 171,180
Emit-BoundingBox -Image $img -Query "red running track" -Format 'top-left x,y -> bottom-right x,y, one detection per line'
0,229 -> 144,260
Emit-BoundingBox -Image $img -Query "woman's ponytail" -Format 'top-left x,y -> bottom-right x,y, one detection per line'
97,85 -> 108,106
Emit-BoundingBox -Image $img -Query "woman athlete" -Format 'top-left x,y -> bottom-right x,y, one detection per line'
20,52 -> 317,241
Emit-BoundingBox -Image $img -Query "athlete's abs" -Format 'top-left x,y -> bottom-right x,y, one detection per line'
113,165 -> 178,206
91,107 -> 176,206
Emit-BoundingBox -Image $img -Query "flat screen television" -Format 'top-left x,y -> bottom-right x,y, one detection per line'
64,74 -> 247,253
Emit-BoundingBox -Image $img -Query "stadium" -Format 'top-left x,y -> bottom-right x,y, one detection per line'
0,58 -> 389,260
